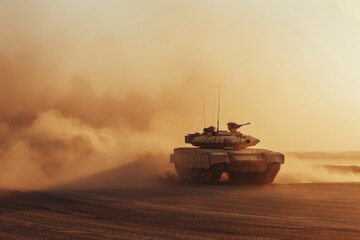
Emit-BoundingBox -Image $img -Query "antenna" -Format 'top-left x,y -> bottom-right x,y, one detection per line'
203,95 -> 206,128
216,85 -> 221,132
212,96 -> 215,127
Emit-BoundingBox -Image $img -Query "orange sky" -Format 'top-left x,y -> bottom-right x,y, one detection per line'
1,0 -> 360,152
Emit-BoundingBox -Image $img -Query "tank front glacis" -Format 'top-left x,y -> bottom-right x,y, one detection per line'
171,122 -> 285,185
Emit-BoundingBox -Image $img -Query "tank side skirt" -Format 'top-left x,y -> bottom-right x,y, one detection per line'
172,149 -> 283,171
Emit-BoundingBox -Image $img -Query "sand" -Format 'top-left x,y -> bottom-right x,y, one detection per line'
1,155 -> 359,239
0,181 -> 359,240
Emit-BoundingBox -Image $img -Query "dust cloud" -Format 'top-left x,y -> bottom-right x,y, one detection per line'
0,59 -> 212,190
0,2 -> 221,190
0,108 -> 171,190
276,153 -> 360,183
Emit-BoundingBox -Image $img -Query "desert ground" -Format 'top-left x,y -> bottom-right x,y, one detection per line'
1,158 -> 360,240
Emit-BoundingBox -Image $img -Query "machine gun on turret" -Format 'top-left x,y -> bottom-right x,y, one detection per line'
227,122 -> 250,134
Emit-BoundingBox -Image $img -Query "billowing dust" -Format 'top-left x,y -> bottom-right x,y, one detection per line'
276,153 -> 360,183
0,109 -> 175,190
0,1 -> 225,191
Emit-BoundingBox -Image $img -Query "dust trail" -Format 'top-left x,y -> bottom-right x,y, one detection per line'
57,153 -> 171,190
0,109 -> 171,190
276,153 -> 360,183
0,1 -> 222,191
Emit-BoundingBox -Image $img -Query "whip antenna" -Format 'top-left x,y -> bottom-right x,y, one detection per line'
217,85 -> 221,132
212,96 -> 215,127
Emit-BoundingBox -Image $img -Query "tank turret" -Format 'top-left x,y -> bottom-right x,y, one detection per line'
185,122 -> 260,149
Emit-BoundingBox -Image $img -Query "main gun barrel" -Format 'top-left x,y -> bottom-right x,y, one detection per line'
239,122 -> 250,127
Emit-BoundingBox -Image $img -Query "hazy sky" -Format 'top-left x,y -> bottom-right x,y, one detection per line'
1,0 -> 360,152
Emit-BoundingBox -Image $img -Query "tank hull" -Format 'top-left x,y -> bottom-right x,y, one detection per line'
170,147 -> 284,185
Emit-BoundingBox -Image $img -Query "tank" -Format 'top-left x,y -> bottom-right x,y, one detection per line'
170,122 -> 285,185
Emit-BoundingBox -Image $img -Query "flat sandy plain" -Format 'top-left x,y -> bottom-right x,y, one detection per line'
1,153 -> 360,240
